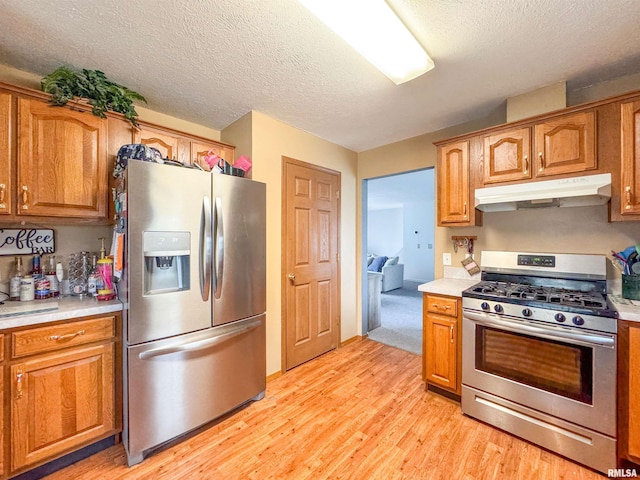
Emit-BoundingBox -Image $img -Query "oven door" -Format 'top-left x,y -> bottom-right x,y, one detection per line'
462,309 -> 616,436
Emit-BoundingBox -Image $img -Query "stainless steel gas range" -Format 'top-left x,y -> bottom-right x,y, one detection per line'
461,251 -> 617,474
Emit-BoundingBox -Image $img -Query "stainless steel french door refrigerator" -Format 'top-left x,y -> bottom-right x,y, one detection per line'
118,160 -> 266,466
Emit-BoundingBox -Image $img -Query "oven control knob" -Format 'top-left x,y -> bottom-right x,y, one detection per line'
554,313 -> 566,323
493,304 -> 503,314
572,316 -> 585,326
522,308 -> 532,317
481,302 -> 490,311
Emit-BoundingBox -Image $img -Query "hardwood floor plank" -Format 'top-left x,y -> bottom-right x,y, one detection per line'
42,338 -> 604,480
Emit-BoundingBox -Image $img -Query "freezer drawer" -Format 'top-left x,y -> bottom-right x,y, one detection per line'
124,315 -> 266,465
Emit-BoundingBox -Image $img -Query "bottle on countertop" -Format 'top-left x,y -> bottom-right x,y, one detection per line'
31,254 -> 42,279
20,275 -> 35,302
87,255 -> 100,296
45,255 -> 59,298
9,256 -> 24,301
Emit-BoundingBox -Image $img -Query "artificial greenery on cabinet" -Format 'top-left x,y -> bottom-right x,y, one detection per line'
41,66 -> 146,126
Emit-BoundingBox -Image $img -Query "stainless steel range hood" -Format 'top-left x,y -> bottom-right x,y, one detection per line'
474,173 -> 612,212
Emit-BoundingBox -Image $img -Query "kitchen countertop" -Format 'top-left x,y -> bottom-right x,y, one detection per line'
418,267 -> 480,297
0,296 -> 123,330
609,294 -> 640,323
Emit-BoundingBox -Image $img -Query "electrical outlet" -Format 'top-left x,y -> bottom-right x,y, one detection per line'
443,253 -> 452,266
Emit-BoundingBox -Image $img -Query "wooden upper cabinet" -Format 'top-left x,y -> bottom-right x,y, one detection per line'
438,141 -> 471,225
621,100 -> 640,215
534,111 -> 596,177
483,127 -> 532,184
17,97 -> 108,219
0,92 -> 11,215
191,140 -> 234,171
133,126 -> 180,161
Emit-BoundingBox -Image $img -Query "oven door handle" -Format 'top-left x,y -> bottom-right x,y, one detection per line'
463,311 -> 615,348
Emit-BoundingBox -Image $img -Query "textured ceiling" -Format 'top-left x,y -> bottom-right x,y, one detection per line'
1,0 -> 640,152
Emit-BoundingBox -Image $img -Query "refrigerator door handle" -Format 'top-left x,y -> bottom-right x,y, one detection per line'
138,319 -> 261,359
200,196 -> 212,301
214,196 -> 224,299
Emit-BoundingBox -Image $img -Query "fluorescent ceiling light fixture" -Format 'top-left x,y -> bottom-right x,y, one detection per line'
299,0 -> 434,85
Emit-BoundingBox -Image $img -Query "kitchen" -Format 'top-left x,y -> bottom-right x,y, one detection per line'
1,1 -> 640,479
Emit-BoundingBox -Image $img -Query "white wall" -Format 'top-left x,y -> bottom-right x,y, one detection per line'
367,208 -> 403,257
403,203 -> 435,282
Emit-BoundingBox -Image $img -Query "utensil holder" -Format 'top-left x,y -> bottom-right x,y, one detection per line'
622,274 -> 640,300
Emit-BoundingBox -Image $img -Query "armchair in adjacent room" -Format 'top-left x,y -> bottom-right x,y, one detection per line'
367,254 -> 404,292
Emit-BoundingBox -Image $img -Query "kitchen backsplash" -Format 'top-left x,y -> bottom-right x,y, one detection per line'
0,225 -> 112,293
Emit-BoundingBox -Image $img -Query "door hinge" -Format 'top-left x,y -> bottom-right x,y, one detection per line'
336,190 -> 340,200
336,253 -> 340,262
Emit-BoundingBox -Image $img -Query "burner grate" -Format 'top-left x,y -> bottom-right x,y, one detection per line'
469,281 -> 608,311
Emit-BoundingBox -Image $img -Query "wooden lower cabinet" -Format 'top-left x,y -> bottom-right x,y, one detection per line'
3,313 -> 120,478
619,320 -> 640,465
423,294 -> 462,396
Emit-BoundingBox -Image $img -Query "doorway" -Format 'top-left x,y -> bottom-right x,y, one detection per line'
362,168 -> 435,354
282,157 -> 341,370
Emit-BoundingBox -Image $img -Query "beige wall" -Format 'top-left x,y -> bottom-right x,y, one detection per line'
223,111 -> 358,376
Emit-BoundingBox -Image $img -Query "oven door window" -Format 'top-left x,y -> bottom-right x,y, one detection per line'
475,326 -> 593,404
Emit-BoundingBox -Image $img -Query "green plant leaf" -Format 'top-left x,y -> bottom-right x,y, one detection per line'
40,66 -> 146,126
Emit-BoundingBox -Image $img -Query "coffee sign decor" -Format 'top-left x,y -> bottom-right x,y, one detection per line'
0,229 -> 55,255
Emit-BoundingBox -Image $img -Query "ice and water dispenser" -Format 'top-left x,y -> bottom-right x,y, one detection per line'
143,231 -> 190,295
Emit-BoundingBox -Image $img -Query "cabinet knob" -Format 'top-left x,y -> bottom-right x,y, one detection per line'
21,185 -> 29,210
538,152 -> 544,172
625,186 -> 632,210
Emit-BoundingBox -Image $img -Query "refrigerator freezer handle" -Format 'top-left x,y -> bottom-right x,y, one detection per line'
214,196 -> 224,299
138,319 -> 261,359
200,196 -> 212,301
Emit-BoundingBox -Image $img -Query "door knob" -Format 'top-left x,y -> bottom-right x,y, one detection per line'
287,273 -> 296,281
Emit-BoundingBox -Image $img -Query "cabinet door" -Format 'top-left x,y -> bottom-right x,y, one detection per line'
534,111 -> 596,177
438,141 -> 470,225
621,101 -> 640,215
134,126 -> 180,160
425,313 -> 457,392
10,343 -> 115,472
483,127 -> 532,184
191,141 -> 234,171
17,98 -> 108,218
0,92 -> 11,215
629,325 -> 640,460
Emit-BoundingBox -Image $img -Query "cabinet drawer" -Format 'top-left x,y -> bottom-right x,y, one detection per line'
426,296 -> 458,317
11,316 -> 115,358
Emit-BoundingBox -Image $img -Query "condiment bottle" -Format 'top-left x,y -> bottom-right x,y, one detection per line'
20,275 -> 35,301
45,255 -> 59,298
9,256 -> 24,301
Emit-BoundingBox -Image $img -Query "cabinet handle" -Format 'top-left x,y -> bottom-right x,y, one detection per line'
16,369 -> 24,399
432,304 -> 451,311
463,202 -> 467,216
523,155 -> 529,174
538,152 -> 544,172
49,330 -> 85,341
450,325 -> 454,343
0,183 -> 5,207
625,186 -> 632,210
21,185 -> 29,210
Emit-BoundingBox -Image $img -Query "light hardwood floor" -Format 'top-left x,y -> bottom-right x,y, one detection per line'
43,338 -> 604,479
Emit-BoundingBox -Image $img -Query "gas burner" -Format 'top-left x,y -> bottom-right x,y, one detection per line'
465,280 -> 616,317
